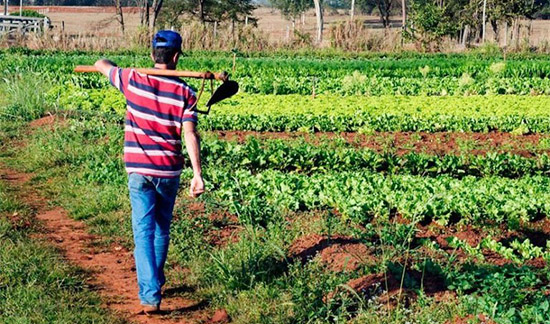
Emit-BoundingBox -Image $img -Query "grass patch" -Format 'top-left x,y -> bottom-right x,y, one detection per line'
0,73 -> 52,121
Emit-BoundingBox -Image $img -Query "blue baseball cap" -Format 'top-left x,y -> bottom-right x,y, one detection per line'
152,30 -> 182,50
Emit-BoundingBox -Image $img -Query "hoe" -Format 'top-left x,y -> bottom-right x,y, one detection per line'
74,65 -> 239,115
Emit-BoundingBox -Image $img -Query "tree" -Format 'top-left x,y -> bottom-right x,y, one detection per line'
481,0 -> 537,44
114,0 -> 124,34
156,0 -> 256,28
138,0 -> 150,27
155,0 -> 217,26
407,0 -> 457,50
215,0 -> 257,25
486,0 -> 508,41
313,0 -> 323,42
401,0 -> 406,30
213,0 -> 256,39
376,0 -> 394,27
355,0 -> 376,14
354,0 -> 401,27
270,0 -> 312,28
150,0 -> 163,32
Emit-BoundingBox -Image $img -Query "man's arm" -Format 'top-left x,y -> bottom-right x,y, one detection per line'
94,59 -> 117,79
183,121 -> 204,197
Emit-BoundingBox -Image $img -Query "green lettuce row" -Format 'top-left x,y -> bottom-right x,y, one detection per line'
7,52 -> 550,78
205,168 -> 550,227
49,88 -> 550,133
240,75 -> 550,96
197,136 -> 550,178
214,94 -> 550,117
205,94 -> 550,133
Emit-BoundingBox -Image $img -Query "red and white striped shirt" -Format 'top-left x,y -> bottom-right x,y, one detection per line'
109,67 -> 198,178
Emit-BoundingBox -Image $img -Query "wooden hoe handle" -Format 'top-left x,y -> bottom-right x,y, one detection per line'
74,65 -> 228,81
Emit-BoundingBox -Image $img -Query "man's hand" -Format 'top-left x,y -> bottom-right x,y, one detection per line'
190,175 -> 205,198
183,121 -> 203,198
94,59 -> 117,78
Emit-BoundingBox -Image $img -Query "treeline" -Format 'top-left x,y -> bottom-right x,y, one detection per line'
134,0 -> 550,50
405,0 -> 550,49
15,0 -> 550,51
263,0 -> 550,48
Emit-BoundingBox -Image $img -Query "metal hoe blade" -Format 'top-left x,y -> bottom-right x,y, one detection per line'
206,80 -> 239,107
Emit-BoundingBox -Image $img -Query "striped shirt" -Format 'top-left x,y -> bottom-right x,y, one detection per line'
109,67 -> 198,178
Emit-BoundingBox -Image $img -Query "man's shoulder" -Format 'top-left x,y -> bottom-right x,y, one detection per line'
123,70 -> 196,99
166,77 -> 196,96
148,74 -> 193,90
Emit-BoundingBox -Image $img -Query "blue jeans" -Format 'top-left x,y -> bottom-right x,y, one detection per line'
128,172 -> 180,307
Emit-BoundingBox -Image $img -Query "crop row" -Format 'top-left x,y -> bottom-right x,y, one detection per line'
8,52 -> 550,78
3,52 -> 550,95
52,88 -> 550,133
205,94 -> 550,133
204,168 -> 550,227
196,136 -> 550,178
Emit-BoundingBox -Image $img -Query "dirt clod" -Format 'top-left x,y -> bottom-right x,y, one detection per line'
28,115 -> 66,130
325,273 -> 409,307
319,243 -> 374,272
210,309 -> 230,323
288,234 -> 373,271
446,314 -> 497,324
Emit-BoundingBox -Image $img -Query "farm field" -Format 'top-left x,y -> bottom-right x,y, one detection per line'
1,49 -> 550,323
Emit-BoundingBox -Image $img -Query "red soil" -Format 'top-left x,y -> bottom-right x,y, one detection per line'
288,234 -> 357,261
175,197 -> 241,248
520,217 -> 550,235
347,273 -> 397,294
208,225 -> 242,247
15,116 -> 550,320
29,116 -> 550,157
325,273 -> 417,308
416,222 -> 549,268
446,314 -> 497,324
28,114 -> 66,129
206,210 -> 241,247
319,243 -> 375,272
210,309 -> 230,323
288,234 -> 375,272
212,130 -> 550,157
428,225 -> 485,249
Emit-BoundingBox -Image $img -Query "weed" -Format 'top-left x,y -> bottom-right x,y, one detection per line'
0,73 -> 52,121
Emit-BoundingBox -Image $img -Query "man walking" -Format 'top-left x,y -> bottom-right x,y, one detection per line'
94,30 -> 204,314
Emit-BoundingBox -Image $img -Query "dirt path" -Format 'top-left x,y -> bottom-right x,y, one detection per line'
0,167 -> 211,324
